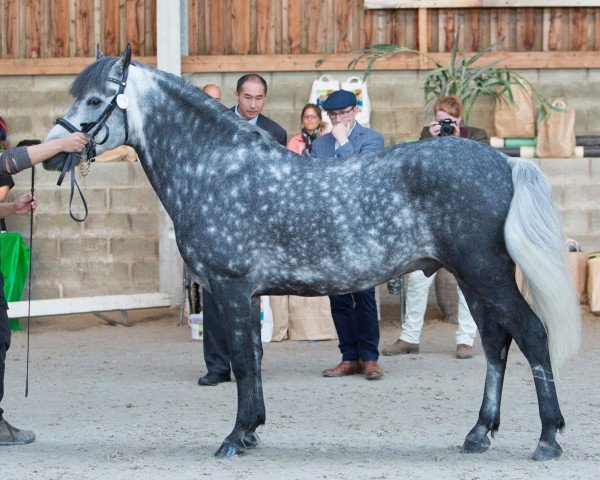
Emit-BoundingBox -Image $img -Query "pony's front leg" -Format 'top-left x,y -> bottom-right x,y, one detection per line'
462,302 -> 512,454
213,289 -> 265,458
237,295 -> 266,449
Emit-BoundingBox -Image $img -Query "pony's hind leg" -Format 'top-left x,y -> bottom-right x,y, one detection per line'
211,285 -> 266,458
463,281 -> 565,460
510,311 -> 565,460
461,298 -> 513,454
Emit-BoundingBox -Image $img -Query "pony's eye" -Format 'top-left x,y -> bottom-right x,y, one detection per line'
87,97 -> 102,106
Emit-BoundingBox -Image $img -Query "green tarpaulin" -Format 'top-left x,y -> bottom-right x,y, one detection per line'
0,232 -> 30,331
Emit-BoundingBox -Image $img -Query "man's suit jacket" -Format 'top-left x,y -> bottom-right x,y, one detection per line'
230,106 -> 287,147
311,122 -> 384,158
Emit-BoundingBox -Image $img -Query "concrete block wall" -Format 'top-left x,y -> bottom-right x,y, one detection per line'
4,163 -> 158,300
1,68 -> 600,301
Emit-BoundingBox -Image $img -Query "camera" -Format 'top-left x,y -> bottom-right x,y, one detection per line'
439,118 -> 455,136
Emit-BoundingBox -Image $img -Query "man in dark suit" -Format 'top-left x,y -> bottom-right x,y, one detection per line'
198,73 -> 287,386
231,74 -> 287,146
311,89 -> 385,381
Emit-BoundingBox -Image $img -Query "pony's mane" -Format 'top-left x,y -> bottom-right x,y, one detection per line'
70,55 -> 280,149
70,56 -> 123,97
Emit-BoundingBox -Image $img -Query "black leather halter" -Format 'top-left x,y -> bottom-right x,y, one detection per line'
54,64 -> 130,222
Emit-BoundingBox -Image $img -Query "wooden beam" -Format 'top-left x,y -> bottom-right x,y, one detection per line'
8,292 -> 172,319
182,51 -> 600,71
182,53 -> 421,71
365,1 -> 600,8
1,51 -> 600,75
418,8 -> 428,69
0,56 -> 156,75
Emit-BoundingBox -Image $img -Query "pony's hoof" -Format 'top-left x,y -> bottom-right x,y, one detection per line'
532,441 -> 562,461
243,432 -> 261,448
461,434 -> 490,454
214,440 -> 245,459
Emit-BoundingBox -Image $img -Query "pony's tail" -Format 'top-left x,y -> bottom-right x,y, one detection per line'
504,157 -> 581,377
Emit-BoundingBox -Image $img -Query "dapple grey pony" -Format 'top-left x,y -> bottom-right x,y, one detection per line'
44,46 -> 580,461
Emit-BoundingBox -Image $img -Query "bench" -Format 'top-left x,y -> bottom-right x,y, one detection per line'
8,292 -> 173,326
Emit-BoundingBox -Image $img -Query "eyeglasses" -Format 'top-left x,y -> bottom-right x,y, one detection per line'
303,114 -> 320,119
326,107 -> 354,120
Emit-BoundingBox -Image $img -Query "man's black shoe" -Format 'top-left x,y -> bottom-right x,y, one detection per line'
198,372 -> 231,386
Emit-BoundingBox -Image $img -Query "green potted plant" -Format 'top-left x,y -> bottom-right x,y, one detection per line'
349,28 -> 555,123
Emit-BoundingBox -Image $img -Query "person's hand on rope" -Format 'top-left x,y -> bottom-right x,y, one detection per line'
12,192 -> 37,215
26,133 -> 88,166
56,132 -> 89,153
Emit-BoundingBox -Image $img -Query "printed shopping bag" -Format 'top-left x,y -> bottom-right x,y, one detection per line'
260,296 -> 274,343
341,76 -> 371,128
308,74 -> 340,132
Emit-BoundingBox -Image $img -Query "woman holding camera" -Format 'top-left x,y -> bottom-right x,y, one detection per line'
420,94 -> 488,142
382,95 -> 488,360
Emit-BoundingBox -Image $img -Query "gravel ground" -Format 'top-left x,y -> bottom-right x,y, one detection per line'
1,304 -> 599,480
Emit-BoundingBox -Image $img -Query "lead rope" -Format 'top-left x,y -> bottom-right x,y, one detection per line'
25,165 -> 34,397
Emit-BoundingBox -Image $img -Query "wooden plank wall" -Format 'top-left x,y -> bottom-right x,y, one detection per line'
0,1 -> 599,59
189,3 -> 600,55
0,0 -> 157,58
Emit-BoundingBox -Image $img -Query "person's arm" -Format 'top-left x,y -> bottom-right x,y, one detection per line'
0,192 -> 36,219
468,127 -> 489,144
358,132 -> 384,154
0,185 -> 10,202
0,132 -> 88,176
277,128 -> 288,147
26,133 -> 88,165
335,130 -> 384,157
419,126 -> 431,140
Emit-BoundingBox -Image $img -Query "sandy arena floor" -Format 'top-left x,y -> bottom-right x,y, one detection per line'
1,304 -> 599,480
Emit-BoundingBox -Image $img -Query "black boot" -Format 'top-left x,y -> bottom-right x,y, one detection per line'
198,372 -> 231,386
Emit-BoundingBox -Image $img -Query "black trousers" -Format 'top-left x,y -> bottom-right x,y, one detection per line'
0,306 -> 10,419
202,288 -> 231,375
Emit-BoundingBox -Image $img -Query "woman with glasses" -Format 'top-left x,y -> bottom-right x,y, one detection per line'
287,103 -> 325,156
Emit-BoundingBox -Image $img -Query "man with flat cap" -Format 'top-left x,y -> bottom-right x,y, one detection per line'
311,89 -> 385,381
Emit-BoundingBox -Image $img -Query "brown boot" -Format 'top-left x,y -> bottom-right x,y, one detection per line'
456,344 -> 473,359
382,339 -> 419,356
322,360 -> 363,377
362,360 -> 384,380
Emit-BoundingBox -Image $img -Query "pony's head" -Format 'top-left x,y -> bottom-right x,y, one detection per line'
44,45 -> 132,171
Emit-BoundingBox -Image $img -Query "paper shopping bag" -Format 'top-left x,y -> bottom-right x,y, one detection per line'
587,254 -> 600,314
494,80 -> 535,138
288,296 -> 337,341
268,295 -> 289,342
537,98 -> 576,158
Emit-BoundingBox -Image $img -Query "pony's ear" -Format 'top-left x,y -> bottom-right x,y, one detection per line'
118,44 -> 132,73
96,44 -> 105,60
